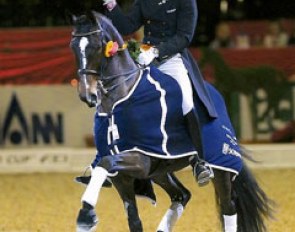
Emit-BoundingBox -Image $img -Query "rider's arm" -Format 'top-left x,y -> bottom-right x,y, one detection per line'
156,0 -> 198,60
106,0 -> 143,36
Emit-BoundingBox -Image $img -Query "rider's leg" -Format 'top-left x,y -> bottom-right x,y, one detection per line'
158,54 -> 213,186
185,107 -> 214,186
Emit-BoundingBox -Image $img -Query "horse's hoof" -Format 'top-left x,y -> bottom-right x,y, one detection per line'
77,225 -> 97,232
76,208 -> 98,232
197,169 -> 214,187
194,163 -> 214,187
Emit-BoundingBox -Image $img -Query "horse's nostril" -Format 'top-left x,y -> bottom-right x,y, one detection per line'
78,92 -> 97,107
89,94 -> 97,107
90,94 -> 97,101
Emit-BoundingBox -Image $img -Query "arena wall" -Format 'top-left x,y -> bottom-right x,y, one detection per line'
0,144 -> 294,173
1,86 -> 294,173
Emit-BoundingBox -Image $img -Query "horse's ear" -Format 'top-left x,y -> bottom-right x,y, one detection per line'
70,14 -> 77,25
63,8 -> 78,25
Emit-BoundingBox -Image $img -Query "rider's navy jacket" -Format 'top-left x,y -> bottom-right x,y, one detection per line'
106,0 -> 217,118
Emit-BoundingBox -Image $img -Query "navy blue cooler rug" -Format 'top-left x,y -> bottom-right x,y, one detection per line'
94,66 -> 242,175
202,83 -> 242,175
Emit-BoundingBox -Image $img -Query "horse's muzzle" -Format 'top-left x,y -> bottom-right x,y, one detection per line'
79,93 -> 97,108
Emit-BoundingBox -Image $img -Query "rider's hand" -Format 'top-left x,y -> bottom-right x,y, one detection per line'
137,47 -> 159,66
103,0 -> 117,11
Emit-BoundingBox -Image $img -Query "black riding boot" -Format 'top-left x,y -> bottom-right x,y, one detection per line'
185,109 -> 213,186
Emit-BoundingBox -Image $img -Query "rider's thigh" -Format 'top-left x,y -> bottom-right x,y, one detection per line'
158,54 -> 194,114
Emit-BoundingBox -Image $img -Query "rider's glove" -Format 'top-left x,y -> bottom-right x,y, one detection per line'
137,47 -> 159,66
103,0 -> 117,11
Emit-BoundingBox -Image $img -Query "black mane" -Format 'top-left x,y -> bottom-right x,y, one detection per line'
92,11 -> 124,44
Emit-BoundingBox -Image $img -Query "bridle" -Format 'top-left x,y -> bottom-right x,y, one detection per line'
72,28 -> 142,94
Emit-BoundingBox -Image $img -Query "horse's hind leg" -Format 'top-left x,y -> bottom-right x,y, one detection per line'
152,173 -> 191,232
213,169 -> 237,232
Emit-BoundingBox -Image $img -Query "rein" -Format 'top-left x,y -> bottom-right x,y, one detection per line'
78,67 -> 142,93
72,29 -> 102,37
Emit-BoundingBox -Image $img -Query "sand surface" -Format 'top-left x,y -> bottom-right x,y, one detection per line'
0,169 -> 294,232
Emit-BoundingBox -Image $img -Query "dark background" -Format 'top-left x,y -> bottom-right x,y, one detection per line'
1,0 -> 294,45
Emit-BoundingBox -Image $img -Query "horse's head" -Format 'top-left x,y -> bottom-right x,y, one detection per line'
70,11 -> 135,108
70,12 -> 102,107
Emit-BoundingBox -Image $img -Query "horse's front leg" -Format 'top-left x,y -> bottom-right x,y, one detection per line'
152,173 -> 191,232
113,175 -> 143,232
76,166 -> 108,232
76,152 -> 151,232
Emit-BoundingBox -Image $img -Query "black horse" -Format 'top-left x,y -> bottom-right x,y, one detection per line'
70,11 -> 274,232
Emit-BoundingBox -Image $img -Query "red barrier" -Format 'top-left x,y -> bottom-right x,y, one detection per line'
190,47 -> 295,78
0,27 -> 74,85
1,27 -> 295,85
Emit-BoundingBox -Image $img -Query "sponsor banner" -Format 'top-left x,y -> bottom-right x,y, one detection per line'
0,85 -> 95,148
0,148 -> 95,173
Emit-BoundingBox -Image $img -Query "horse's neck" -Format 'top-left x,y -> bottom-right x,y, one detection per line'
100,54 -> 140,113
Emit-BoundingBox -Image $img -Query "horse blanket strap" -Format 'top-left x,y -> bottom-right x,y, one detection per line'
107,115 -> 120,155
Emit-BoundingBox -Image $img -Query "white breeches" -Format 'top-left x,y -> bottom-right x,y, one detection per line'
158,53 -> 194,115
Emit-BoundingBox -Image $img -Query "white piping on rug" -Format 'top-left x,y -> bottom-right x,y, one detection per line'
145,72 -> 170,156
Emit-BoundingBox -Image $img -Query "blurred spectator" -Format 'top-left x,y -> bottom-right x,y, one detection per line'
210,22 -> 235,49
252,34 -> 263,47
263,20 -> 289,48
235,33 -> 250,49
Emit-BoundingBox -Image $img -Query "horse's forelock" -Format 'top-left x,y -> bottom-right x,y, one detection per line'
72,13 -> 98,34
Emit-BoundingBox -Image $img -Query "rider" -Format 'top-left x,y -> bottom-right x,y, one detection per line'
100,0 -> 216,186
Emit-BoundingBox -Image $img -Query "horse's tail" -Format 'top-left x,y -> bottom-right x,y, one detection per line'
232,161 -> 275,232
